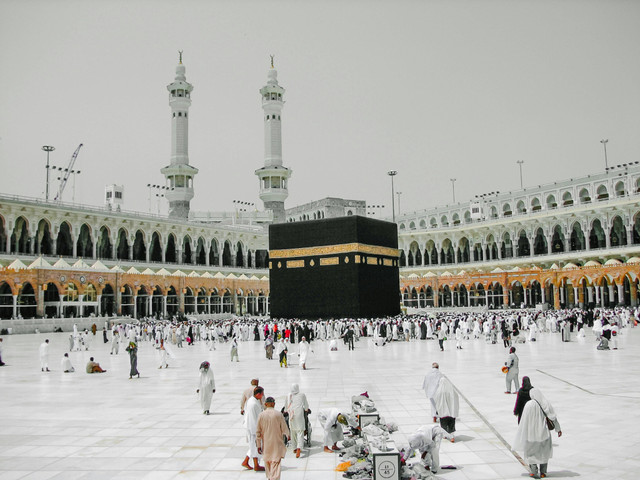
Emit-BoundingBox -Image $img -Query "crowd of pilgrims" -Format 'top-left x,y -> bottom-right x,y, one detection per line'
100,305 -> 636,353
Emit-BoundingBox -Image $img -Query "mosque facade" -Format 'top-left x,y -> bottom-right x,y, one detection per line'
1,57 -> 639,321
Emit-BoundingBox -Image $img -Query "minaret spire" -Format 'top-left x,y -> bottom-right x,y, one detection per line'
255,58 -> 291,223
161,54 -> 199,218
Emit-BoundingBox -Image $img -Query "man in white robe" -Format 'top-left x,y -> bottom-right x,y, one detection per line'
513,386 -> 562,478
298,337 -> 311,370
433,376 -> 459,439
403,424 -> 452,473
422,363 -> 442,422
318,408 -> 347,452
39,339 -> 50,372
196,361 -> 215,415
242,387 -> 265,471
286,383 -> 310,458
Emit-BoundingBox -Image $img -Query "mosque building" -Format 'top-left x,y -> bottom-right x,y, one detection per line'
0,56 -> 639,326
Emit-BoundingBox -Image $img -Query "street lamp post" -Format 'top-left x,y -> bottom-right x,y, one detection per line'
42,146 -> 55,201
396,192 -> 402,217
450,178 -> 456,203
387,171 -> 398,222
517,160 -> 524,189
600,139 -> 609,170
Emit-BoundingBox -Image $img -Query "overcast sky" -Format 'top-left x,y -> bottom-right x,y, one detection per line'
1,0 -> 639,219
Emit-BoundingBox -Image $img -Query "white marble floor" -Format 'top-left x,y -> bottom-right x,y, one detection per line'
0,325 -> 638,480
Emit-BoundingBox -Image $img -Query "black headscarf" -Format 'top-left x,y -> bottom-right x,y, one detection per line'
513,376 -> 533,423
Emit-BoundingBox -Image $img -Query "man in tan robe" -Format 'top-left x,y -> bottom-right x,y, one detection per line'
256,397 -> 290,480
240,378 -> 260,415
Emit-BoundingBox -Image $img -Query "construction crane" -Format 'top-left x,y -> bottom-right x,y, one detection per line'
54,143 -> 83,202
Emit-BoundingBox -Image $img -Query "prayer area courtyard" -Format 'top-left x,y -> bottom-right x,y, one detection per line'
0,325 -> 638,479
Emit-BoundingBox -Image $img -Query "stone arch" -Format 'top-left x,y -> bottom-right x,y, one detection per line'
440,238 -> 454,264
36,218 -> 54,255
0,281 -> 13,319
56,221 -> 73,256
197,287 -> 208,313
614,181 -> 625,197
589,218 -> 606,249
458,237 -> 470,263
425,240 -> 437,265
503,203 -> 512,216
501,232 -> 513,258
440,215 -> 449,227
10,216 -> 30,254
101,284 -> 115,316
399,223 -> 406,230
132,230 -> 147,261
533,227 -> 547,255
408,241 -> 420,266
149,231 -> 163,262
43,282 -> 60,318
429,217 -> 437,228
409,221 -> 416,230
452,213 -> 460,225
562,191 -> 573,206
116,228 -> 130,260
516,200 -> 526,214
517,230 -> 530,257
18,282 -> 36,318
551,225 -> 565,253
167,285 -> 179,315
419,219 -> 427,228
184,286 -> 196,314
209,238 -> 220,266
182,235 -> 193,264
531,197 -> 542,211
399,250 -> 406,267
236,241 -> 245,267
489,206 -> 498,218
222,240 -> 233,266
546,194 -> 557,209
96,225 -> 112,259
485,234 -> 499,260
579,188 -> 591,203
195,236 -> 207,265
166,233 -> 177,263
610,215 -> 627,247
120,284 -> 134,316
570,222 -> 586,251
596,184 -> 609,200
76,223 -> 93,258
136,285 -> 148,317
464,210 -> 471,223
151,285 -> 164,317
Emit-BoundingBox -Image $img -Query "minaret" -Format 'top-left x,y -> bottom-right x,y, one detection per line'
255,56 -> 292,223
161,52 -> 199,218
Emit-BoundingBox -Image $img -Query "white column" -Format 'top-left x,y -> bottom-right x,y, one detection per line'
132,295 -> 137,318
595,286 -> 600,304
12,295 -> 17,318
541,286 -> 546,304
79,294 -> 85,317
587,287 -> 594,303
97,294 -> 102,316
163,295 -> 168,317
559,286 -> 565,304
617,284 -> 625,305
573,287 -> 578,307
608,285 -> 615,305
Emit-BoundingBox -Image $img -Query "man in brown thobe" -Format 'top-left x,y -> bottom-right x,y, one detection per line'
256,397 -> 290,480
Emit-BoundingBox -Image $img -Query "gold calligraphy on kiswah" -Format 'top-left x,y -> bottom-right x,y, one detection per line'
270,243 -> 399,259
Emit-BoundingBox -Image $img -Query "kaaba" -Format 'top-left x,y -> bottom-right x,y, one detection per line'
269,216 -> 400,319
